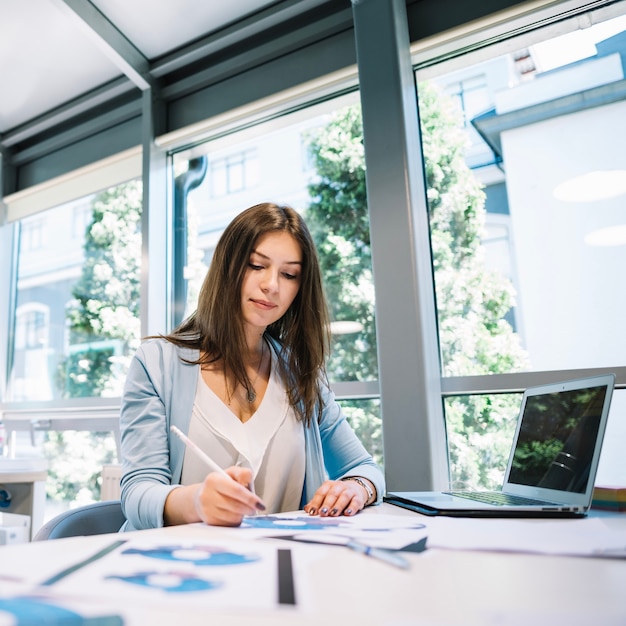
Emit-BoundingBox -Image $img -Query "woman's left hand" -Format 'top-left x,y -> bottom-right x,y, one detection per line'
303,479 -> 368,517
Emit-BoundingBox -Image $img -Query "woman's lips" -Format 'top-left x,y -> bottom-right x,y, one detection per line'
251,298 -> 275,310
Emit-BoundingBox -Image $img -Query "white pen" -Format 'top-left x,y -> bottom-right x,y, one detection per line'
170,425 -> 231,478
345,539 -> 411,570
293,533 -> 412,570
170,425 -> 258,496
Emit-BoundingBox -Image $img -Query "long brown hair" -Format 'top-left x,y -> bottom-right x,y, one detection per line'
163,202 -> 330,425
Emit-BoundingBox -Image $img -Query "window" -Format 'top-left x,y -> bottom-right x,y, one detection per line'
172,90 -> 382,463
71,200 -> 93,239
416,10 -> 626,489
209,149 -> 260,197
3,179 -> 141,516
11,304 -> 51,402
4,0 -> 625,520
20,217 -> 46,252
444,75 -> 492,165
8,181 -> 142,401
179,94 -> 378,381
14,304 -> 48,350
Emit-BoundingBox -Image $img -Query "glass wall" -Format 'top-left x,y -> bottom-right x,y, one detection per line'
416,11 -> 626,489
2,1 -> 625,521
8,180 -> 142,402
172,91 -> 382,464
3,180 -> 141,513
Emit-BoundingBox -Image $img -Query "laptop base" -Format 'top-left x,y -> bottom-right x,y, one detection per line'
384,493 -> 587,518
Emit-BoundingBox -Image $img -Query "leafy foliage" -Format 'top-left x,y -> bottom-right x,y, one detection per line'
47,181 -> 142,503
42,431 -> 118,505
305,83 -> 529,488
59,180 -> 142,398
305,108 -> 382,463
306,107 -> 378,382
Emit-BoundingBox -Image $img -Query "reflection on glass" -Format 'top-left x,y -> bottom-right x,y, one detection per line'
509,385 -> 606,493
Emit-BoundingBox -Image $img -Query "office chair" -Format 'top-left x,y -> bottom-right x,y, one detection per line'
33,500 -> 126,541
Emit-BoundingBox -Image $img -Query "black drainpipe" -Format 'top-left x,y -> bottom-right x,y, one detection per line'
172,156 -> 208,328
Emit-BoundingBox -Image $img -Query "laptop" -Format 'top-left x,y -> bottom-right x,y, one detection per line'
384,374 -> 615,518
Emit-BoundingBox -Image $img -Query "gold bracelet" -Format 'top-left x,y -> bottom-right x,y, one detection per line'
342,476 -> 374,505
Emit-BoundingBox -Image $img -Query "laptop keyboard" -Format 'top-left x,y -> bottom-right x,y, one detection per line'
444,491 -> 548,507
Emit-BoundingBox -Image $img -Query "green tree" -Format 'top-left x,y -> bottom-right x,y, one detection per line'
306,106 -> 378,381
419,81 -> 529,488
305,107 -> 382,464
60,180 -> 142,397
47,180 -> 142,504
305,83 -> 528,488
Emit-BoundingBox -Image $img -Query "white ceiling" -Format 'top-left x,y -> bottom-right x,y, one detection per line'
0,0 -> 285,134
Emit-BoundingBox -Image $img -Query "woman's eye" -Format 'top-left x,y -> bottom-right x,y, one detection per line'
249,263 -> 263,270
283,272 -> 298,280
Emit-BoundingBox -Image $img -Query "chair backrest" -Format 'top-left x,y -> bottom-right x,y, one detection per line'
33,500 -> 125,541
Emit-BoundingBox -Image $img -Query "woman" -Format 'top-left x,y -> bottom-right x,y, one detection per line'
120,202 -> 384,530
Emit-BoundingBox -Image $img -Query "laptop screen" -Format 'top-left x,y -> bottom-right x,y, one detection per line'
508,384 -> 608,494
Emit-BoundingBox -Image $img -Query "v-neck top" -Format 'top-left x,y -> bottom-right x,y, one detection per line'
181,349 -> 306,513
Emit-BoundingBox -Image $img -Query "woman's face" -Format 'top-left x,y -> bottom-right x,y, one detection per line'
241,231 -> 302,335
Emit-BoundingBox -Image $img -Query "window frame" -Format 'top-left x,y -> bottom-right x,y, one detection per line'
0,150 -> 143,440
411,0 -> 626,396
1,0 -> 623,493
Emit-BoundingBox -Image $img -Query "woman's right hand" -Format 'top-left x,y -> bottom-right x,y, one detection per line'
194,466 -> 266,526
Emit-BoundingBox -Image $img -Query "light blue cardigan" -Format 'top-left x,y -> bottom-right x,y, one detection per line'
119,338 -> 385,531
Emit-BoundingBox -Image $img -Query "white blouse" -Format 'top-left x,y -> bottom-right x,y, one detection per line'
181,349 -> 306,513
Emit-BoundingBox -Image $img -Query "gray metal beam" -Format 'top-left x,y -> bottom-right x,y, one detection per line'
0,147 -> 7,224
158,7 -> 353,100
9,100 -> 142,167
52,0 -> 152,91
442,367 -> 626,395
141,90 -> 169,337
152,0 -> 349,78
1,77 -> 135,150
352,0 -> 449,491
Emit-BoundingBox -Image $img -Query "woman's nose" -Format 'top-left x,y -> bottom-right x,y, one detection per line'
261,270 -> 278,292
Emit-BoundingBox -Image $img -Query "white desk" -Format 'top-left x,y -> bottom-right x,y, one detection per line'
0,504 -> 625,625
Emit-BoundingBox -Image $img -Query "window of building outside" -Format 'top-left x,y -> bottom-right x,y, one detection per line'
416,10 -> 626,490
20,217 -> 46,252
173,90 -> 383,466
6,180 -> 142,514
14,305 -> 48,351
209,149 -> 260,197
